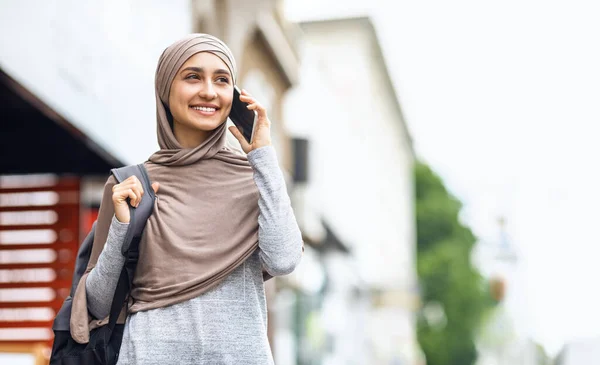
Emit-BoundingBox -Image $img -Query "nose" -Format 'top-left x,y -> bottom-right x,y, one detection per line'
199,80 -> 217,100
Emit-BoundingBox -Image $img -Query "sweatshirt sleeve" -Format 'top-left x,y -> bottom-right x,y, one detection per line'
247,145 -> 304,276
70,175 -> 120,343
85,215 -> 129,319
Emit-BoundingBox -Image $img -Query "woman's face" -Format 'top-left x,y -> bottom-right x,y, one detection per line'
168,52 -> 234,147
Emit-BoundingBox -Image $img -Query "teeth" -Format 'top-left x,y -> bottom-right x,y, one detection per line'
192,106 -> 216,112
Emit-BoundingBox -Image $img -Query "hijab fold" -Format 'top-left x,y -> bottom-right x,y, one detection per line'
71,34 -> 260,343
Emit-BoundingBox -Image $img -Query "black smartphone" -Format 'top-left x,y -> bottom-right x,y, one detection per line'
229,86 -> 257,144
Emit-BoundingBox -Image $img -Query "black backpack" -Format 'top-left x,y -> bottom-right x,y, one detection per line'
49,164 -> 156,365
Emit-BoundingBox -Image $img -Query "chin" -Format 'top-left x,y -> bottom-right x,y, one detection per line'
190,116 -> 226,131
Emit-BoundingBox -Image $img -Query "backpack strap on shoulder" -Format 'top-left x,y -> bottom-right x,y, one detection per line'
106,164 -> 156,330
111,164 -> 155,254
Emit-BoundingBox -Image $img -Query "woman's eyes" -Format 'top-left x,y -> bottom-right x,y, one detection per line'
184,74 -> 229,84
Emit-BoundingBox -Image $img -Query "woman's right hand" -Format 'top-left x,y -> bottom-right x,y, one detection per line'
112,176 -> 160,223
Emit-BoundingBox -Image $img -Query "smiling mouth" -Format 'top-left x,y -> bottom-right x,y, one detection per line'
191,106 -> 218,113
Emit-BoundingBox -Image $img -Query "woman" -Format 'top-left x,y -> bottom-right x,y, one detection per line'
70,34 -> 304,364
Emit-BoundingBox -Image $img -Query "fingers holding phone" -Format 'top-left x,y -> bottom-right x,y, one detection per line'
239,90 -> 268,122
228,87 -> 272,153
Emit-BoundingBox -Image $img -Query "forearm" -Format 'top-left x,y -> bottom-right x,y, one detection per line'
85,216 -> 128,319
248,146 -> 303,276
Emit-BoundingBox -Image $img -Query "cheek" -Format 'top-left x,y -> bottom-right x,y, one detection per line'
221,95 -> 233,115
170,84 -> 194,109
168,90 -> 191,123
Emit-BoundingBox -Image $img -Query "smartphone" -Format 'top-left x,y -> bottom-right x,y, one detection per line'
229,86 -> 257,144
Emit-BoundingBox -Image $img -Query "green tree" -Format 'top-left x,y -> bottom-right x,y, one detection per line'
415,162 -> 495,365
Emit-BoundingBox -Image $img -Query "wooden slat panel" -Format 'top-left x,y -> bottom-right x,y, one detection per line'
0,193 -> 79,209
0,281 -> 71,289
0,337 -> 54,348
0,176 -> 80,347
0,243 -> 75,251
0,206 -> 78,221
0,205 -> 77,212
0,301 -> 64,309
1,223 -> 66,231
0,241 -> 78,247
0,182 -> 79,193
0,262 -> 74,270
0,321 -> 54,329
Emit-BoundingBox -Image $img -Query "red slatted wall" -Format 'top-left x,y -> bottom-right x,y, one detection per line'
0,175 -> 80,351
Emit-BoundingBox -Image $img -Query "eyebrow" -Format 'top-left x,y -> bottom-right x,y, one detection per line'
180,67 -> 231,77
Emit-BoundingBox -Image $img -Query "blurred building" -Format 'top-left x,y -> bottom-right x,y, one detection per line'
0,0 -> 298,362
473,219 -> 548,365
555,336 -> 600,365
282,16 -> 422,365
192,0 -> 300,169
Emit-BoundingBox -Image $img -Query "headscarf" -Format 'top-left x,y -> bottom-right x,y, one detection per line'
70,34 -> 261,343
151,33 -> 239,163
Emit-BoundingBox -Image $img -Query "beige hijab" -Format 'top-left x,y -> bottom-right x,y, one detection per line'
71,34 -> 261,343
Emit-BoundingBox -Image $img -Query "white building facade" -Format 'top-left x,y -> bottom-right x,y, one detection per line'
472,221 -> 550,365
282,16 -> 422,365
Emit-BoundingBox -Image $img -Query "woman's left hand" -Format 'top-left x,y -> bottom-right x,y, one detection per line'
228,89 -> 272,154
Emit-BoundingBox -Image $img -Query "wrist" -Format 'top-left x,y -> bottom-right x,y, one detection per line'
114,209 -> 130,224
247,145 -> 278,167
248,144 -> 273,155
111,214 -> 130,227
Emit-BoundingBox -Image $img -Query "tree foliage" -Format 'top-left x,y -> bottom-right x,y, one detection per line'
415,162 -> 495,365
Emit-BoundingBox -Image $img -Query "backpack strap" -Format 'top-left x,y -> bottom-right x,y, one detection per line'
106,163 -> 155,331
111,164 -> 156,254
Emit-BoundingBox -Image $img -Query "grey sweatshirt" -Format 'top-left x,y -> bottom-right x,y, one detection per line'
85,145 -> 303,365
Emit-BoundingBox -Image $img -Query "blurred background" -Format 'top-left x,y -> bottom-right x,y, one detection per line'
0,0 -> 599,364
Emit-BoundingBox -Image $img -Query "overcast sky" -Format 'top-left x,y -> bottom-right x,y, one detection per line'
285,0 -> 600,355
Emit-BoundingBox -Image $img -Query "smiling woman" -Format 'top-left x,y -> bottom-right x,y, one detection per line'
168,53 -> 234,148
54,34 -> 304,365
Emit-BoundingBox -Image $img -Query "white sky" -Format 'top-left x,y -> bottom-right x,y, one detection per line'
285,0 -> 600,356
